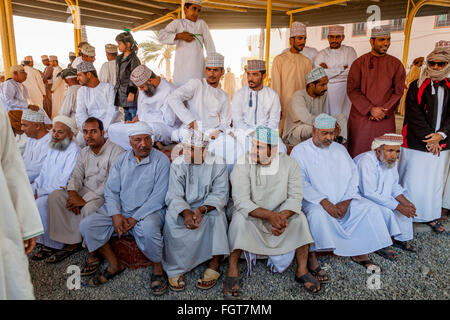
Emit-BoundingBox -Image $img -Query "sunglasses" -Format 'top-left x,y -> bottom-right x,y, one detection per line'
427,61 -> 448,67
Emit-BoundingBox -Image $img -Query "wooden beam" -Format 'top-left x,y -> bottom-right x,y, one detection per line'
205,0 -> 289,11
83,0 -> 169,16
123,0 -> 178,11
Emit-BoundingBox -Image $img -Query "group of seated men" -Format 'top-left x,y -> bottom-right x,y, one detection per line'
21,101 -> 417,297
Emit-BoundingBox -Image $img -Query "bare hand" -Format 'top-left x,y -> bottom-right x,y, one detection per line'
369,106 -> 386,121
268,212 -> 287,230
209,130 -> 221,140
176,32 -> 194,43
335,122 -> 341,137
183,210 -> 197,229
112,214 -> 129,238
344,65 -> 348,70
427,143 -> 442,155
188,121 -> 198,130
24,237 -> 37,255
320,199 -> 340,219
127,93 -> 135,103
67,191 -> 86,210
320,63 -> 328,69
423,133 -> 444,145
192,208 -> 203,228
126,217 -> 137,231
28,105 -> 40,111
271,226 -> 287,236
335,200 -> 351,219
396,203 -> 417,218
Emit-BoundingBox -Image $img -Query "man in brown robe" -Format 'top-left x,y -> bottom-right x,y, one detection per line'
347,26 -> 406,158
41,55 -> 53,118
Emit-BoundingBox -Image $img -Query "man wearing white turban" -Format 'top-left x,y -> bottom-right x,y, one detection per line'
80,121 -> 171,296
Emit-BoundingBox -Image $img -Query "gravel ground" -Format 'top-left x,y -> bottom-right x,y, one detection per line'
30,222 -> 449,300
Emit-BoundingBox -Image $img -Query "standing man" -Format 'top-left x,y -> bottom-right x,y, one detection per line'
158,0 -> 216,88
0,106 -> 44,299
223,67 -> 236,99
99,44 -> 118,86
272,21 -> 312,134
50,56 -> 65,118
347,26 -> 406,158
314,25 -> 357,119
58,68 -> 82,121
41,54 -> 53,118
68,51 -> 77,68
23,56 -> 46,108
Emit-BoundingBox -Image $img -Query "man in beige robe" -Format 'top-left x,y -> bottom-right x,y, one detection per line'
50,56 -> 65,118
224,126 -> 318,299
41,55 -> 53,118
47,117 -> 124,271
283,67 -> 347,147
0,106 -> 44,299
272,22 -> 313,134
22,56 -> 46,107
99,44 -> 117,86
223,67 -> 236,99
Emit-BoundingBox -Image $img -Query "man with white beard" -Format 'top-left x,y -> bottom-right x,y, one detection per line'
30,116 -> 80,261
354,134 -> 417,257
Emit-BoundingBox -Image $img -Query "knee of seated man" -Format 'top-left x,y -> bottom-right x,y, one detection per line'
48,189 -> 66,203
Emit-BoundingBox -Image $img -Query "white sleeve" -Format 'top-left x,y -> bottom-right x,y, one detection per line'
231,89 -> 250,131
167,79 -> 198,125
268,91 -> 281,130
75,89 -> 88,129
201,20 -> 216,55
158,20 -> 179,45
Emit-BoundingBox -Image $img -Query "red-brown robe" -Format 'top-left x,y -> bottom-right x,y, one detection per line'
42,65 -> 53,118
347,53 -> 406,157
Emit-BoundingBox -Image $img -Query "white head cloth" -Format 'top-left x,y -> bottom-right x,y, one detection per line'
22,109 -> 45,123
206,53 -> 224,68
371,133 -> 403,150
290,22 -> 306,38
127,121 -> 154,137
53,115 -> 78,135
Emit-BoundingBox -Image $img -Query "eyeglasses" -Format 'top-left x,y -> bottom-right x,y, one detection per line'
427,61 -> 448,67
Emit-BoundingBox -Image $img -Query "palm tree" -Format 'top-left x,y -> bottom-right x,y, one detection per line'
139,31 -> 175,81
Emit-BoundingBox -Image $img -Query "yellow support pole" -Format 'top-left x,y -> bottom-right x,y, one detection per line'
0,0 -> 17,77
4,0 -> 17,66
287,0 -> 347,15
289,13 -> 293,27
131,9 -> 180,32
264,0 -> 272,86
65,0 -> 82,55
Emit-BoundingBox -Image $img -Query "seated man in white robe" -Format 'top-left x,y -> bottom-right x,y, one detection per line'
47,118 -> 124,268
20,109 -> 51,183
30,116 -> 80,261
80,122 -> 170,296
226,126 -> 316,299
231,59 -> 286,154
76,61 -> 120,145
163,130 -> 229,292
58,68 -> 81,121
283,67 -> 347,147
291,114 -> 393,279
354,133 -> 417,255
108,65 -> 178,150
168,52 -> 242,167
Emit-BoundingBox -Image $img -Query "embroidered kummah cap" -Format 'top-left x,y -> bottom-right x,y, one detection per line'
205,52 -> 224,68
255,126 -> 279,145
435,40 -> 450,50
76,61 -> 96,73
105,44 -> 118,54
22,109 -> 45,123
10,65 -> 25,73
127,121 -> 154,137
58,68 -> 78,79
186,0 -> 202,5
371,133 -> 403,150
49,55 -> 58,62
306,67 -> 327,84
41,55 -> 49,60
371,25 -> 391,38
247,59 -> 266,72
328,25 -> 345,36
182,129 -> 209,148
69,52 -> 76,57
24,56 -> 33,62
314,113 -> 336,129
290,22 -> 307,38
80,43 -> 96,57
130,65 -> 153,87
53,115 -> 78,135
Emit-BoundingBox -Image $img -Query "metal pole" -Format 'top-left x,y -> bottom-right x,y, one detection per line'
264,0 -> 272,86
4,0 -> 17,66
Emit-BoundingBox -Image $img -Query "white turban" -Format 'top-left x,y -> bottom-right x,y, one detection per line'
127,121 -> 154,137
53,115 -> 78,135
371,133 -> 403,150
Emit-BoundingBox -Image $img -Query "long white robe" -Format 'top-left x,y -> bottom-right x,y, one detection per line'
0,79 -> 29,111
163,153 -> 230,278
99,60 -> 117,86
23,66 -> 46,107
58,84 -> 81,121
354,150 -> 412,241
314,45 -> 357,118
0,107 -> 44,300
31,141 -> 80,249
290,139 -> 392,256
159,18 -> 215,88
108,79 -> 178,149
22,132 -> 51,184
51,66 -> 65,118
444,170 -> 450,210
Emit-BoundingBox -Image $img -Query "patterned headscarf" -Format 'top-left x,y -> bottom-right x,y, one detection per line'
418,47 -> 450,88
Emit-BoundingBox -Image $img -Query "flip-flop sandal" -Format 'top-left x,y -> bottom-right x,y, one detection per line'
295,272 -> 321,294
196,268 -> 222,290
392,240 -> 416,253
168,275 -> 185,292
309,266 -> 329,283
223,276 -> 240,300
375,248 -> 398,261
31,247 -> 57,261
351,257 -> 382,272
81,259 -> 102,276
151,273 -> 168,296
84,267 -> 126,287
427,220 -> 445,234
46,245 -> 83,264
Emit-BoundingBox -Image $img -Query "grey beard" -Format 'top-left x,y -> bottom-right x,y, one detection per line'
380,153 -> 396,169
144,84 -> 156,97
49,136 -> 71,151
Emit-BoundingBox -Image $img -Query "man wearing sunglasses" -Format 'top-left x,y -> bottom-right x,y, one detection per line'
399,40 -> 450,234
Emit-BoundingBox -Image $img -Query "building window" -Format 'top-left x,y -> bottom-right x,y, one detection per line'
353,22 -> 366,36
389,18 -> 405,32
321,26 -> 329,40
435,14 -> 450,28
